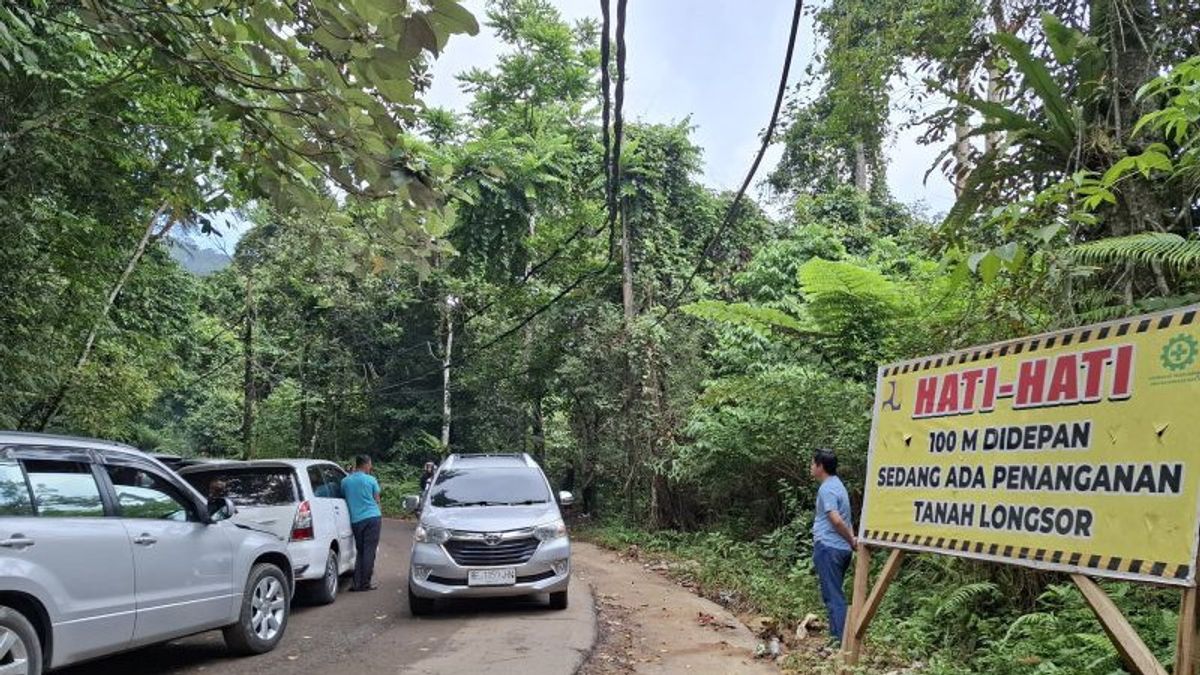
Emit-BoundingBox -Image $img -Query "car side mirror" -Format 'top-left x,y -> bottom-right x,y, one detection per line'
558,491 -> 575,508
401,495 -> 422,513
207,497 -> 236,523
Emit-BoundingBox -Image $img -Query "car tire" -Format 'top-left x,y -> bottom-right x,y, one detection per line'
549,590 -> 568,610
0,606 -> 40,675
304,549 -> 339,606
223,563 -> 291,655
408,583 -> 435,616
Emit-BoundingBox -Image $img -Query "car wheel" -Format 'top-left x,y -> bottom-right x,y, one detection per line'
0,607 -> 40,675
223,563 -> 290,655
408,583 -> 435,617
305,549 -> 339,606
549,590 -> 568,610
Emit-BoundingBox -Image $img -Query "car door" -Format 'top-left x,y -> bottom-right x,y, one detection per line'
3,450 -> 136,667
102,461 -> 235,646
318,464 -> 355,571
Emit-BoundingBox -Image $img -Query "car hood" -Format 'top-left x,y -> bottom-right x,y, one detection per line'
422,503 -> 561,532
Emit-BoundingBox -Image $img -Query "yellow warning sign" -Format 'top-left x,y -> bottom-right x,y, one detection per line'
860,306 -> 1200,585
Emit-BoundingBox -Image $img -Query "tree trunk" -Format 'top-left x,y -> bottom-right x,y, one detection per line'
620,200 -> 634,323
985,0 -> 1015,154
530,393 -> 545,463
22,201 -> 171,431
441,303 -> 454,450
298,341 -> 309,454
985,65 -> 1004,154
523,213 -> 545,461
953,64 -> 972,195
853,141 -> 869,192
240,273 -> 255,461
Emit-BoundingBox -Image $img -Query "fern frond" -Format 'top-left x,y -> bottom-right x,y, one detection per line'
935,581 -> 998,617
798,259 -> 899,305
1002,611 -> 1058,643
1071,233 -> 1200,270
681,300 -> 814,336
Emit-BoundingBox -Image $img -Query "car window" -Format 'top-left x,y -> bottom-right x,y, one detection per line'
105,466 -> 192,522
307,466 -> 331,498
318,466 -> 345,499
24,460 -> 105,517
182,468 -> 297,507
429,467 -> 551,508
0,460 -> 33,516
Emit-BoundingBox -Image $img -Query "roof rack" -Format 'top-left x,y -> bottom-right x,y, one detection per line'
444,453 -> 535,467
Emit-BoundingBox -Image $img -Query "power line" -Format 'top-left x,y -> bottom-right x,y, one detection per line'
653,0 -> 805,325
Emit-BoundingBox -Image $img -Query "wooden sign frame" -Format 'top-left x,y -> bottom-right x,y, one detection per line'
841,542 -> 1200,675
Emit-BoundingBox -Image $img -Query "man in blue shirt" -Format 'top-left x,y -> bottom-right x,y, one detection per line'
811,448 -> 856,645
342,454 -> 383,592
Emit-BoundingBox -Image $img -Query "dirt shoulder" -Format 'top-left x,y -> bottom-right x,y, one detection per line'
572,542 -> 778,675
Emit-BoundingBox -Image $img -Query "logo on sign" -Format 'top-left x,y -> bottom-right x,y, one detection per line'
1161,333 -> 1198,372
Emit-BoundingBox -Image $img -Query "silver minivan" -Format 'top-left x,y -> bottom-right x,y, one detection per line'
406,453 -> 573,615
0,432 -> 294,674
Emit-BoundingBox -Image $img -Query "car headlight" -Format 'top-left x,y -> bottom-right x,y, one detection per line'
415,524 -> 451,545
534,519 -> 567,542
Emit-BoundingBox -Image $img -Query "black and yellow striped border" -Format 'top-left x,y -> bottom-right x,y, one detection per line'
861,529 -> 1190,582
879,306 -> 1198,377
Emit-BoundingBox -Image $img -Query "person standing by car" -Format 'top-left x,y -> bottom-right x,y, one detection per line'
810,448 -> 856,645
420,461 -> 436,492
342,454 -> 382,592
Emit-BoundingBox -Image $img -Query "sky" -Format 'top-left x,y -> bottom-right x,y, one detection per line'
425,0 -> 958,216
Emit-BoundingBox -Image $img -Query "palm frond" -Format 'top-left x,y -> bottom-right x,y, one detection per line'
994,33 -> 1078,153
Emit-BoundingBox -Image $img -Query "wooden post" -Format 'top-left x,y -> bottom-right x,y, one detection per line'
1073,574 -> 1168,675
852,549 -> 905,640
1174,583 -> 1197,675
842,543 -> 872,668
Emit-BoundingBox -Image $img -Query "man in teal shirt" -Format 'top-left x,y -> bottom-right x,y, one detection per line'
342,454 -> 382,591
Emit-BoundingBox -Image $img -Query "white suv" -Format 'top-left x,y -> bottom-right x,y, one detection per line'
0,432 -> 294,674
179,460 -> 356,605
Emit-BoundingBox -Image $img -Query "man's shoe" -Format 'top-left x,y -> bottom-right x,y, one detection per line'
361,582 -> 380,591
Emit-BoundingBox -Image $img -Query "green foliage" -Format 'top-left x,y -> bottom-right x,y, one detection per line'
681,301 -> 811,338
1072,232 -> 1200,270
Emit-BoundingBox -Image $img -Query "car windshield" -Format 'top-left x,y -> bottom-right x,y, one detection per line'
182,468 -> 296,507
429,467 -> 551,508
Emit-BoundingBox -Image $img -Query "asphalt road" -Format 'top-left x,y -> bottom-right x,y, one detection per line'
60,519 -> 595,675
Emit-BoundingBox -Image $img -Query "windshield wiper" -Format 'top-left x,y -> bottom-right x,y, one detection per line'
505,499 -> 549,505
443,500 -> 507,508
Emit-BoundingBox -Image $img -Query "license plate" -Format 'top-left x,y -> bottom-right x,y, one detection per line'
468,568 -> 517,586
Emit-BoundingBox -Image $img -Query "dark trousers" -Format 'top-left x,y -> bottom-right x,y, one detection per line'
352,516 -> 382,589
814,541 -> 852,643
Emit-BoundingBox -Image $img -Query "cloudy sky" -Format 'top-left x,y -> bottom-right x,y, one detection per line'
425,0 -> 958,215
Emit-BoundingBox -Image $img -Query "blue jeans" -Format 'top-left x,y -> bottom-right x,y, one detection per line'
351,516 -> 382,590
814,541 -> 852,643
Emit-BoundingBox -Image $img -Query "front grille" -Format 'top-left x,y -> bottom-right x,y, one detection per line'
444,536 -> 540,567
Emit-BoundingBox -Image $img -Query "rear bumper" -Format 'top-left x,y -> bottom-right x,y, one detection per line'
409,537 -> 571,598
288,539 -> 331,581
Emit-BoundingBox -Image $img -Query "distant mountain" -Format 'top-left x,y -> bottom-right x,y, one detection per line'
168,241 -> 231,276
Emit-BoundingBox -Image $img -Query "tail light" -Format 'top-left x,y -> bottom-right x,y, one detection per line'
291,501 -> 314,541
